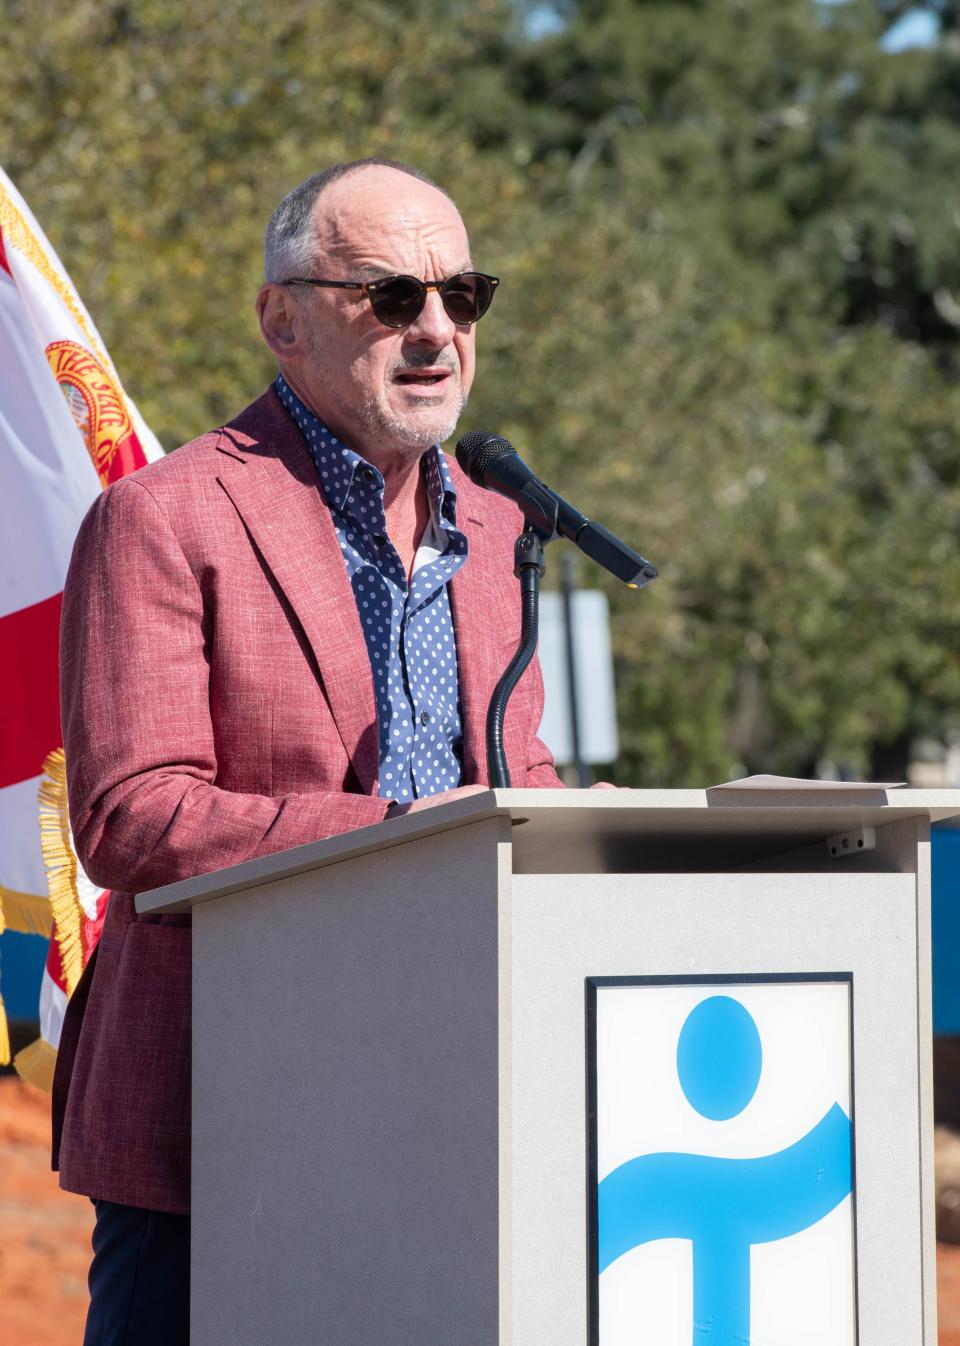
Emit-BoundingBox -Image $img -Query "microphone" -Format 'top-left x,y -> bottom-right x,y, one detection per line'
455,431 -> 658,588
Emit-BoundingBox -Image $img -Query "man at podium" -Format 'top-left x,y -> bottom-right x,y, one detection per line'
54,158 -> 561,1346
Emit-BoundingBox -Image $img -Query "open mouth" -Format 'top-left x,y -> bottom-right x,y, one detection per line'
394,369 -> 451,387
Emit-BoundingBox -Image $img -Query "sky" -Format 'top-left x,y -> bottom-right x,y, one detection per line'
881,7 -> 939,50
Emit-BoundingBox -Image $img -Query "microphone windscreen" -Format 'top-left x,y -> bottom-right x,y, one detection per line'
455,431 -> 516,485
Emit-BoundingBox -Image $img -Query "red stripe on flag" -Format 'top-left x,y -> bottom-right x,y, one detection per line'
0,592 -> 62,788
104,429 -> 150,482
0,227 -> 11,277
45,929 -> 67,993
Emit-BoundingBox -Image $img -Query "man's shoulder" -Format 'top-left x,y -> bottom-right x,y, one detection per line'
122,386 -> 285,492
78,386 -> 300,547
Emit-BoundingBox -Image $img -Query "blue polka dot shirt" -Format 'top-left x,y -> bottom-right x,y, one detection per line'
275,375 -> 469,802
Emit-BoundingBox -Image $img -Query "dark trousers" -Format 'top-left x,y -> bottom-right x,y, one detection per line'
84,1198 -> 190,1346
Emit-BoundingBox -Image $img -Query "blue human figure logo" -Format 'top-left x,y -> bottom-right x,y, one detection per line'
597,995 -> 852,1345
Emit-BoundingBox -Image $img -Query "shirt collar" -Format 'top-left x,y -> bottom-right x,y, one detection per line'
275,373 -> 457,527
423,436 -> 459,531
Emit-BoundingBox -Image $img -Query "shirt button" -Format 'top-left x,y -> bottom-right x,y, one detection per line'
361,467 -> 376,483
420,711 -> 430,726
374,534 -> 387,548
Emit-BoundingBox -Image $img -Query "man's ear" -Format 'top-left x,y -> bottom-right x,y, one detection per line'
257,284 -> 300,360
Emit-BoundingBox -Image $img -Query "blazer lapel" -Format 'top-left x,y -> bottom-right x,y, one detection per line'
213,393 -> 379,794
451,490 -> 518,786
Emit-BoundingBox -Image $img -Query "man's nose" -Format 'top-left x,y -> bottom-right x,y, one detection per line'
404,288 -> 457,347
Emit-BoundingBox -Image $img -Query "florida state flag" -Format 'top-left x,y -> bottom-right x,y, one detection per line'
0,166 -> 162,1086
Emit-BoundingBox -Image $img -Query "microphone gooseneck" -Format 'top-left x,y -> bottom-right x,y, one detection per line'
485,528 -> 546,787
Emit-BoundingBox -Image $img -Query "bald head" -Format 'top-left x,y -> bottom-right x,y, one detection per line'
308,167 -> 470,287
264,158 -> 457,282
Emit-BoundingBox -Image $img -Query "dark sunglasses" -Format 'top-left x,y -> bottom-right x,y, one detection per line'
280,270 -> 499,328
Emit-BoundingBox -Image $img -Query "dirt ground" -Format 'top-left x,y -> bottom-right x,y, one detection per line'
0,1077 -> 91,1346
3,1074 -> 960,1344
943,1243 -> 960,1346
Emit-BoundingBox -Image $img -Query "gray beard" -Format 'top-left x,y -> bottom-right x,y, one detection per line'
359,394 -> 467,457
307,333 -> 468,458
330,354 -> 468,458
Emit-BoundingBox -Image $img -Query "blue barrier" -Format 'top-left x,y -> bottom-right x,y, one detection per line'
933,825 -> 960,1035
0,929 -> 47,1021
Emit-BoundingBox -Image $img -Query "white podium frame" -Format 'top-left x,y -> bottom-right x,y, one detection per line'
139,787 -> 960,1346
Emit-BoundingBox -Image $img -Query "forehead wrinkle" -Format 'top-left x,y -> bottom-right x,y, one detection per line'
352,258 -> 476,283
322,220 -> 470,263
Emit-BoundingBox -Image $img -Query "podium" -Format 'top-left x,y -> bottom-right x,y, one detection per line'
138,787 -> 960,1346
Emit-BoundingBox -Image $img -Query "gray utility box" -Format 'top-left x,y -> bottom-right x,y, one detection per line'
138,787 -> 960,1346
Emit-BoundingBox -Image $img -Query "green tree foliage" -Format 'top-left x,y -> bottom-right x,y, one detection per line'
2,0 -> 958,782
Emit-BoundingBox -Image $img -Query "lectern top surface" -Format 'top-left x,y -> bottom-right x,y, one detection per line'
136,787 -> 960,915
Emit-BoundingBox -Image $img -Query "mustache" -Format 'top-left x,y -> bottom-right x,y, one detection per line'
390,350 -> 458,374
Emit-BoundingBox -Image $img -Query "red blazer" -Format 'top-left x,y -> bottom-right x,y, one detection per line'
53,387 -> 560,1214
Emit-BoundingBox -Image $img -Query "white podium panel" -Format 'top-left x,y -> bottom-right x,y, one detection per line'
590,977 -> 855,1346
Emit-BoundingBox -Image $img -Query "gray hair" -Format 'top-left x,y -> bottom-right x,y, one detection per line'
263,158 -> 451,281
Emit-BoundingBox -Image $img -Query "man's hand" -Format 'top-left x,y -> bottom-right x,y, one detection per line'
394,783 -> 490,816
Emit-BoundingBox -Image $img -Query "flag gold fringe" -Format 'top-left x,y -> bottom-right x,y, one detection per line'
13,1035 -> 56,1092
38,748 -> 84,997
0,884 -> 53,937
0,992 -> 9,1067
